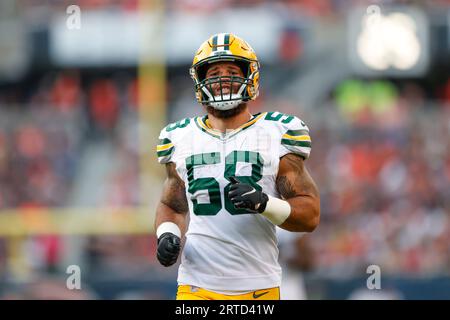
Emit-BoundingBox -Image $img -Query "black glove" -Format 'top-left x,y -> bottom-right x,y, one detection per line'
157,232 -> 181,267
228,176 -> 269,213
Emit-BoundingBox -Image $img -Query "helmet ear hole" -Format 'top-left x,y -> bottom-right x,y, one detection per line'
196,64 -> 208,82
235,60 -> 249,77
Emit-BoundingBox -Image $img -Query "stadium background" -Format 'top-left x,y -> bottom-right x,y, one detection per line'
0,0 -> 449,299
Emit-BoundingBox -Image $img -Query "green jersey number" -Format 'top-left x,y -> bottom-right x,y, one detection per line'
264,112 -> 294,124
166,118 -> 191,132
186,151 -> 264,216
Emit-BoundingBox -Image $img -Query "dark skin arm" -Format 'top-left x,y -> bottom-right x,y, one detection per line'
276,153 -> 320,232
154,162 -> 189,236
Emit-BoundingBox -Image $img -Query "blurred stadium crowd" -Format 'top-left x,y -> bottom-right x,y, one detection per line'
308,83 -> 450,277
0,71 -> 140,209
0,0 -> 449,299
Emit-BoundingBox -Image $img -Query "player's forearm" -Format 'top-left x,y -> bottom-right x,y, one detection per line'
154,201 -> 187,237
275,154 -> 320,232
279,195 -> 320,232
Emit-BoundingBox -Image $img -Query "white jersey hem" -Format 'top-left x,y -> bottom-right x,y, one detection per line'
178,269 -> 281,291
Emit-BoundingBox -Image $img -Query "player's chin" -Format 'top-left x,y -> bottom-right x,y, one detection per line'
205,103 -> 247,119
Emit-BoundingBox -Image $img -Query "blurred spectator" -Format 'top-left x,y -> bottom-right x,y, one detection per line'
279,27 -> 304,64
442,78 -> 450,106
50,71 -> 81,114
88,79 -> 119,134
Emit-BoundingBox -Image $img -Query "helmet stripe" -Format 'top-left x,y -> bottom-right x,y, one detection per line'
217,33 -> 225,52
211,33 -> 230,52
212,35 -> 218,51
224,33 -> 230,50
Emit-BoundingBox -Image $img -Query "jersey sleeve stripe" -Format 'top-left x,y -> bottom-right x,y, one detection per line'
285,129 -> 309,136
157,146 -> 174,157
156,143 -> 174,152
281,138 -> 311,148
282,134 -> 311,142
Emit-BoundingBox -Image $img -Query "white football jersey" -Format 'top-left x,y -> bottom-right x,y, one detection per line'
156,111 -> 311,291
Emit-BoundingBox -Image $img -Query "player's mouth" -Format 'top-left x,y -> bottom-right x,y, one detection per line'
214,85 -> 232,96
221,87 -> 231,94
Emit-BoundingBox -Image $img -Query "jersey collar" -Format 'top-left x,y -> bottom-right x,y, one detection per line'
195,112 -> 266,140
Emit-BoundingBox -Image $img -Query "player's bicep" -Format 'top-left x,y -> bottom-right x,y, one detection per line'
276,153 -> 319,200
160,162 -> 188,214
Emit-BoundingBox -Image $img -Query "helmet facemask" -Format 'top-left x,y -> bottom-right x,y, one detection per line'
198,75 -> 250,110
191,58 -> 258,111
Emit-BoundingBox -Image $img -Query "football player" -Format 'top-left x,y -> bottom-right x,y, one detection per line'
155,33 -> 320,300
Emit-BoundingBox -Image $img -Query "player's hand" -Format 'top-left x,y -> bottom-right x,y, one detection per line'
228,176 -> 269,213
157,232 -> 181,267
